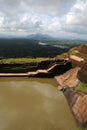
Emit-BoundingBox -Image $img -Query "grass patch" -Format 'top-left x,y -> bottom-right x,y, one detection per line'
0,57 -> 51,64
76,83 -> 87,94
70,49 -> 78,55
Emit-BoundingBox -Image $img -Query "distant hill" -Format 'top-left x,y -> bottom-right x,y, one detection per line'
26,34 -> 54,41
26,34 -> 87,43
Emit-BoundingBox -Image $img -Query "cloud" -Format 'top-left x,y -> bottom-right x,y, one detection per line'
0,0 -> 87,39
0,0 -> 75,13
66,0 -> 87,26
23,0 -> 76,15
59,0 -> 87,39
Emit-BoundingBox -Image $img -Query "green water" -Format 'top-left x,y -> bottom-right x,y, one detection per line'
0,77 -> 79,130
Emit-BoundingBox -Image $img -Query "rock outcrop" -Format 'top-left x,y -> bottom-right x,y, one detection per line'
64,88 -> 87,128
55,67 -> 80,90
78,62 -> 87,83
69,43 -> 87,61
55,66 -> 87,128
78,44 -> 87,54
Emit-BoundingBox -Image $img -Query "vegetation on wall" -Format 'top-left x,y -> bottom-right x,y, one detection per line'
0,57 -> 51,64
76,83 -> 87,94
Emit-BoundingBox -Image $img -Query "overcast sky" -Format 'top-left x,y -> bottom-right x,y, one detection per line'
0,0 -> 87,39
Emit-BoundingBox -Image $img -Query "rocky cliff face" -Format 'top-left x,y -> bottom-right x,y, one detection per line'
55,67 -> 80,90
69,43 -> 87,61
78,44 -> 87,55
55,66 -> 87,128
64,88 -> 87,128
55,44 -> 87,128
78,62 -> 87,83
69,43 -> 87,83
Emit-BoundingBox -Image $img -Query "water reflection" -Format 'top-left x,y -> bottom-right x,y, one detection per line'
0,77 -> 79,130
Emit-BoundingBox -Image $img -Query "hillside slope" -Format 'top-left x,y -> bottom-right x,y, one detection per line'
55,43 -> 87,128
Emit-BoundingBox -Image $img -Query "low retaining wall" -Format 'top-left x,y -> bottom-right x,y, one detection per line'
0,60 -> 72,78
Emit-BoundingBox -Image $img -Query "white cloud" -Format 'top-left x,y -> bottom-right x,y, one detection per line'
66,0 -> 87,26
0,0 -> 87,39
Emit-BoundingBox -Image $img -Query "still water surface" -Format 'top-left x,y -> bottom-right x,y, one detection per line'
0,77 -> 79,130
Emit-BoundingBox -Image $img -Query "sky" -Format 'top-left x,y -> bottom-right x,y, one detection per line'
0,0 -> 87,40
